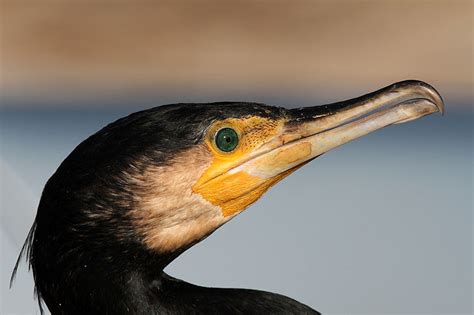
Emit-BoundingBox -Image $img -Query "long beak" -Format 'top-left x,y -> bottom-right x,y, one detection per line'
232,80 -> 444,179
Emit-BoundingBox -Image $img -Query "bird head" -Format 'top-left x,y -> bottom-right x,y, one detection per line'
21,80 -> 443,311
133,80 -> 444,256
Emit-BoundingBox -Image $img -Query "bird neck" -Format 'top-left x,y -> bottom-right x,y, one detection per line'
39,248 -> 320,314
44,264 -> 165,314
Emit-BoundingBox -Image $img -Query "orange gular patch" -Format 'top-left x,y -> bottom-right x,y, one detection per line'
193,166 -> 301,217
192,116 -> 297,217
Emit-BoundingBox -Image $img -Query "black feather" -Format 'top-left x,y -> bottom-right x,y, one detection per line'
11,102 -> 319,314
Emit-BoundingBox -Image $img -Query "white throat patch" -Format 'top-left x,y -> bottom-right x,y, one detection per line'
127,146 -> 226,253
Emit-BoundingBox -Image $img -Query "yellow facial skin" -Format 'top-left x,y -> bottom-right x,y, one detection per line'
193,116 -> 294,217
193,81 -> 444,219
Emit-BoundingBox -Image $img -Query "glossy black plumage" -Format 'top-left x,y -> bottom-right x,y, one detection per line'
12,102 -> 319,314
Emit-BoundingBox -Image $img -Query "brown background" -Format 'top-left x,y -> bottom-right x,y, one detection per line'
1,0 -> 472,108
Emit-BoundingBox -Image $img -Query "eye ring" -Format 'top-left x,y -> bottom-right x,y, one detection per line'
215,127 -> 239,152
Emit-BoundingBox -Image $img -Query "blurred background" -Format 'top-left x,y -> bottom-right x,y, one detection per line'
1,1 -> 472,314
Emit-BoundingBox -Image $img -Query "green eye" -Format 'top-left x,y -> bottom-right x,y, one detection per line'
215,128 -> 239,152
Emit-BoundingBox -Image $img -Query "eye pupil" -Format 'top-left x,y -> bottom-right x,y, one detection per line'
215,128 -> 239,152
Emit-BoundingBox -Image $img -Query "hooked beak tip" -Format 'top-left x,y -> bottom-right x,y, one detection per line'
249,80 -> 445,178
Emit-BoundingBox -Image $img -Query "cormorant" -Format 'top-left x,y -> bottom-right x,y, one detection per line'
11,80 -> 443,314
